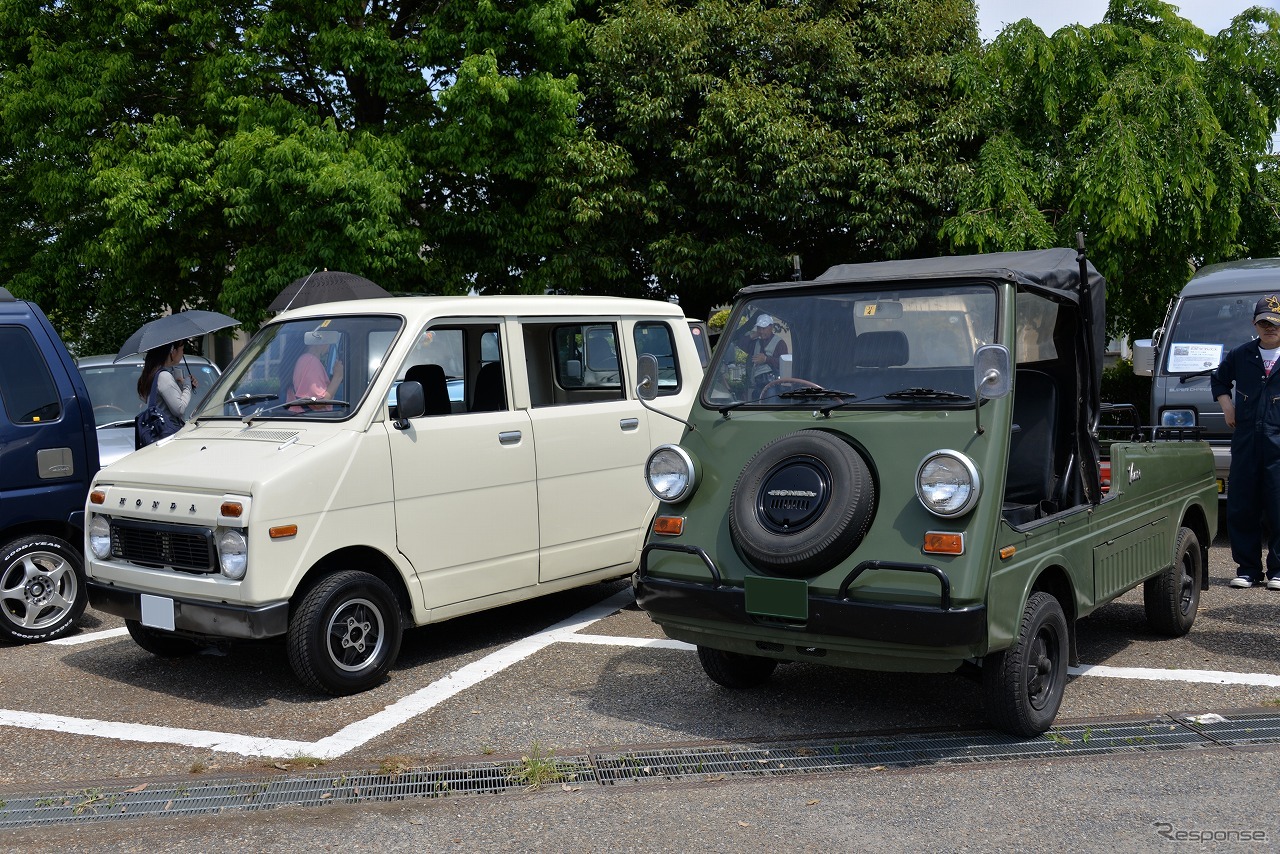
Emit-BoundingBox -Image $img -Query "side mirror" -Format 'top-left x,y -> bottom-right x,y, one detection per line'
1132,339 -> 1155,377
637,353 -> 659,402
392,380 -> 426,430
974,344 -> 1011,400
565,359 -> 582,381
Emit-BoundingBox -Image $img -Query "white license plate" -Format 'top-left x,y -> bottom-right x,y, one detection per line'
140,594 -> 176,631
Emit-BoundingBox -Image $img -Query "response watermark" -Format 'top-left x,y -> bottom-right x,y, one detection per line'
1153,821 -> 1269,844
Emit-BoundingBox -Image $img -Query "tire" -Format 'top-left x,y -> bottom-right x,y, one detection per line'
728,430 -> 875,577
125,619 -> 202,657
287,571 -> 403,695
1144,527 -> 1201,637
982,592 -> 1069,736
697,645 -> 778,689
0,534 -> 87,643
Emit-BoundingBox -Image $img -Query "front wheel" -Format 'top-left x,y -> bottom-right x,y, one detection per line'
698,646 -> 778,689
0,534 -> 87,642
1144,527 -> 1201,637
982,592 -> 1069,736
287,571 -> 403,695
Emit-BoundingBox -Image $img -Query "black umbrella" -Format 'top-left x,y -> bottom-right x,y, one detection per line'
114,310 -> 241,362
268,270 -> 391,312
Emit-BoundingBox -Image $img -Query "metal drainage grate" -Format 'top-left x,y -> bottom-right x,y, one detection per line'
2,712 -> 1279,828
0,757 -> 596,829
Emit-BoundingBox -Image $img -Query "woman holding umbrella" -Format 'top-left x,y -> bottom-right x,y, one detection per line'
136,341 -> 197,446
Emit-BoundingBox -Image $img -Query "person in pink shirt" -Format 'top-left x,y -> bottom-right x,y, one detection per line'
290,332 -> 344,410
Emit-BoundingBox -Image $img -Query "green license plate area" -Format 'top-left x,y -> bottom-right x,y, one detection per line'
744,575 -> 809,621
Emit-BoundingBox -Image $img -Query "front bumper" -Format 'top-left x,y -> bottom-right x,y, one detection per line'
635,543 -> 985,648
88,581 -> 290,640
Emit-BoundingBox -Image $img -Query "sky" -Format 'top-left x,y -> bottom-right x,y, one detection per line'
975,0 -> 1275,41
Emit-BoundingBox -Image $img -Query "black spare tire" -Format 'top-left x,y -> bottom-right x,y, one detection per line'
728,429 -> 875,576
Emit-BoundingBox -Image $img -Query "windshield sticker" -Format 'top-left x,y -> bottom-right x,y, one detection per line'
1167,343 -> 1222,373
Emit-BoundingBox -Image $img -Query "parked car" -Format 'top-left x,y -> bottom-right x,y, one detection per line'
0,287 -> 97,642
75,353 -> 220,466
84,296 -> 702,694
1132,258 -> 1280,498
634,247 -> 1217,736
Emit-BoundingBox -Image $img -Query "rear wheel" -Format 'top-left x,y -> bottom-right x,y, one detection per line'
697,646 -> 778,689
0,535 -> 87,643
1144,527 -> 1201,637
983,592 -> 1068,736
287,571 -> 403,695
125,619 -> 202,657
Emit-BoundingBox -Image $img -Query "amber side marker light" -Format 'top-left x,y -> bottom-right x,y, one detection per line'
89,490 -> 105,505
269,525 -> 298,539
653,516 -> 684,536
999,545 -> 1017,560
923,532 -> 963,555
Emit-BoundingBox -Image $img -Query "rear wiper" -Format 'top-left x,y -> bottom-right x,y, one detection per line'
884,387 -> 972,402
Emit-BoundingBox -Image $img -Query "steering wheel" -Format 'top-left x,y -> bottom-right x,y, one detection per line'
759,377 -> 821,400
94,405 -> 129,418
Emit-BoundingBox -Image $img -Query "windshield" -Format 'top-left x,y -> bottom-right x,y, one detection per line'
1161,293 -> 1259,375
703,284 -> 997,408
80,361 -> 220,426
196,315 -> 403,420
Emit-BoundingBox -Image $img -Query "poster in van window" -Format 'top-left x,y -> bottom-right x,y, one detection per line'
1167,343 -> 1223,373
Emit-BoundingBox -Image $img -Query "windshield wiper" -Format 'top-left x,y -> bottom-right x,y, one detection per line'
1177,368 -> 1215,384
884,387 -> 973,402
717,385 -> 855,417
242,397 -> 350,424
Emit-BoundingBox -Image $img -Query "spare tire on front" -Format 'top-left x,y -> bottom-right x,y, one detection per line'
728,429 -> 876,577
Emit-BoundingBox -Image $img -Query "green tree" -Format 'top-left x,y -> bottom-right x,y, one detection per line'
0,0 -> 606,347
942,1 -> 1280,338
566,0 -> 981,321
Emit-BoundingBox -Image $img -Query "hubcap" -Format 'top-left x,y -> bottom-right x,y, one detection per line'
1025,631 -> 1058,711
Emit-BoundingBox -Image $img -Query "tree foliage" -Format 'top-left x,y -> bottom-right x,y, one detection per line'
570,0 -> 980,320
941,0 -> 1280,338
0,0 -> 606,349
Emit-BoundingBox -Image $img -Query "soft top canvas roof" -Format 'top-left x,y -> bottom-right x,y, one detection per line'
740,247 -> 1107,360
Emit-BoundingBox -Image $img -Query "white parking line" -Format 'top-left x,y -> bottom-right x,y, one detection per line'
48,627 -> 129,646
5,593 -> 1280,758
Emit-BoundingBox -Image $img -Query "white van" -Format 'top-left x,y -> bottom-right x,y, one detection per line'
1133,258 -> 1280,497
83,296 -> 701,694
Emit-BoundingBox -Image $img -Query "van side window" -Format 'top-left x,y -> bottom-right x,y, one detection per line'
392,324 -> 502,415
0,326 -> 62,424
633,321 -> 682,394
526,322 -> 625,406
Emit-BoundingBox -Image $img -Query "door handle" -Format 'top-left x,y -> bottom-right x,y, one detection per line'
498,430 -> 522,445
619,418 -> 640,431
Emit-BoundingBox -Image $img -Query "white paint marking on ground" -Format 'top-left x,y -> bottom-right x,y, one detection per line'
48,627 -> 129,646
0,708 -> 312,757
6,587 -> 1280,758
1069,663 -> 1280,687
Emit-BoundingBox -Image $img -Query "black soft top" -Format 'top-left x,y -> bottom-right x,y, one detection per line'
740,247 -> 1107,360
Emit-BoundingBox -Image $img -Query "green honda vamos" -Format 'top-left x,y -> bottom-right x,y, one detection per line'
634,247 -> 1218,736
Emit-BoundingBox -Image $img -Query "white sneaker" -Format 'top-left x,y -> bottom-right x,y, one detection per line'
1267,578 -> 1280,591
1230,576 -> 1255,589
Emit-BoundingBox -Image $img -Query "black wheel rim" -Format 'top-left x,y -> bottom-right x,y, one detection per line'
1025,625 -> 1061,712
1178,551 -> 1196,616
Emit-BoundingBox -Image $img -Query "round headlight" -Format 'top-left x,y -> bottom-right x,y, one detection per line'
88,515 -> 112,559
217,528 -> 248,580
645,444 -> 698,503
916,450 -> 981,518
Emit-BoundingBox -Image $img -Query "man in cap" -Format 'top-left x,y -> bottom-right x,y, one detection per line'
1212,294 -> 1280,589
734,313 -> 788,399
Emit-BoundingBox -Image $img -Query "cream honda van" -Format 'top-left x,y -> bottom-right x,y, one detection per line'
84,296 -> 700,694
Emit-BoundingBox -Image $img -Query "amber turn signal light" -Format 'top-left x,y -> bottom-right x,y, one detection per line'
269,524 -> 298,539
89,490 -> 105,505
652,516 -> 684,536
923,531 -> 964,555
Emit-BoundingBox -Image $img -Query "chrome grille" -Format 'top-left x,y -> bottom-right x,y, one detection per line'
111,519 -> 216,573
